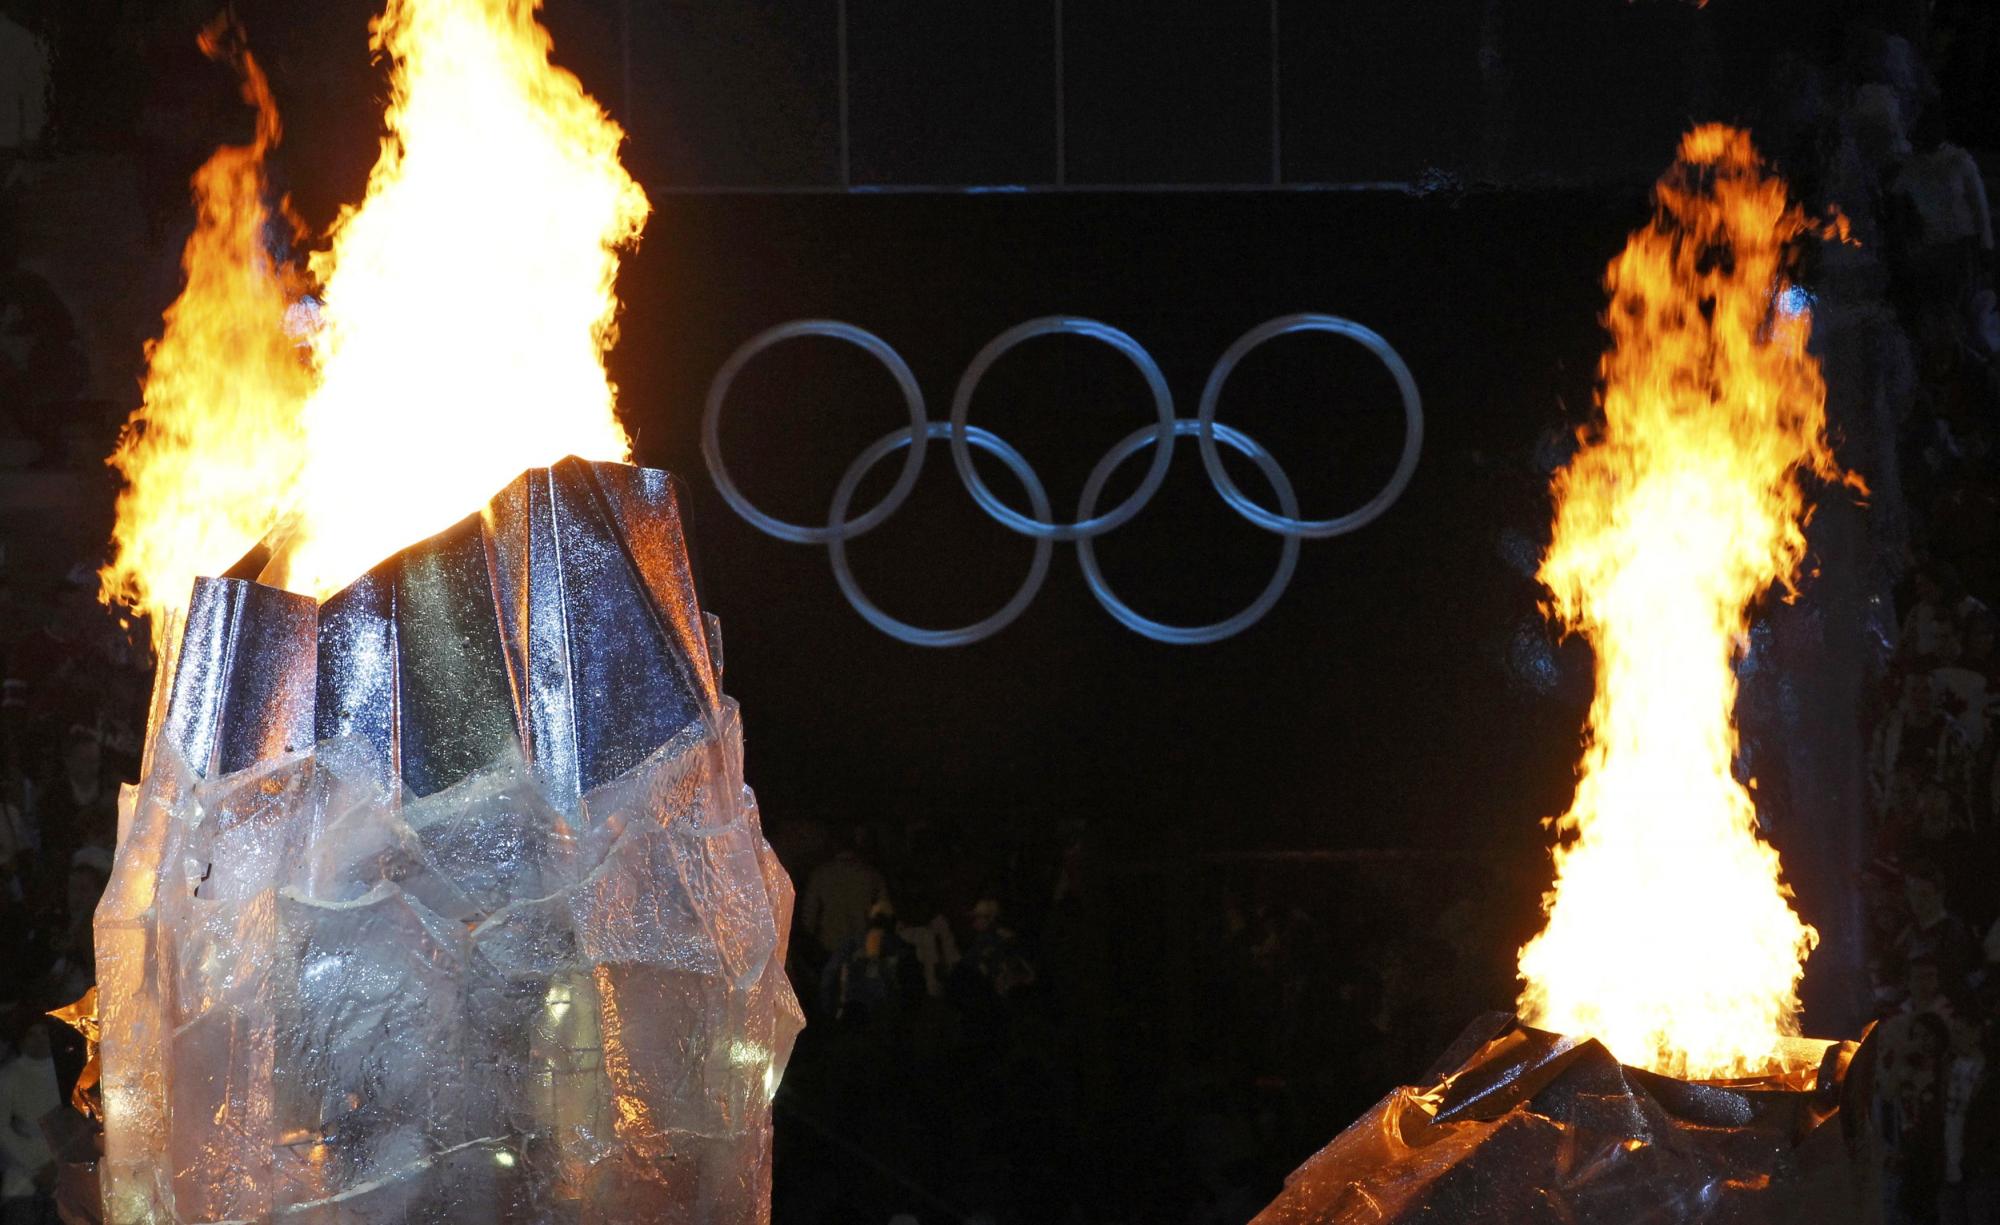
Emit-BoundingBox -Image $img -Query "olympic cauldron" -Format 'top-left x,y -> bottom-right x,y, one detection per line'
1252,1012 -> 1883,1225
95,458 -> 802,1223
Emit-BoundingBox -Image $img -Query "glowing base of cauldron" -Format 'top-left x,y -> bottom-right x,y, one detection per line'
1253,1013 -> 1879,1225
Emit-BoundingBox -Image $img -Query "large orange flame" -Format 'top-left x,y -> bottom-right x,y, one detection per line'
1516,125 -> 1859,1079
102,0 -> 649,632
101,18 -> 310,643
276,0 -> 649,596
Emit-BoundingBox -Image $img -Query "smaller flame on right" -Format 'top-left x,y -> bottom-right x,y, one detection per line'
1516,124 -> 1866,1080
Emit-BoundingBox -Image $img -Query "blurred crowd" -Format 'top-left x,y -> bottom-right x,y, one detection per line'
1797,22 -> 2000,1225
0,570 -> 146,1224
768,817 -> 1517,1225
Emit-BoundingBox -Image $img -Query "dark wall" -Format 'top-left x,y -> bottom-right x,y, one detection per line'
229,0 -> 1836,203
609,187 -> 1648,867
544,0 -> 1829,189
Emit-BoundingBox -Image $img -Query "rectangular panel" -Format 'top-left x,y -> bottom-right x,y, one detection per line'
1280,0 -> 1483,184
848,0 -> 1057,186
1500,0 -> 1701,181
624,0 -> 843,188
1062,0 -> 1272,185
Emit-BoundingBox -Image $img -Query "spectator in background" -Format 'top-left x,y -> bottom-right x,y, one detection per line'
7,568 -> 131,767
41,847 -> 105,1008
1910,955 -> 1959,1021
1964,616 -> 2000,692
34,728 -> 115,879
1936,627 -> 1991,750
893,888 -> 960,1000
0,1008 -> 56,1225
0,13 -> 49,159
961,897 -> 1035,1002
1902,568 -> 1981,667
1848,66 -> 1913,177
1877,671 -> 1973,804
819,899 -> 921,1026
1939,1007 -> 1996,1225
1911,785 -> 1992,933
1889,108 -> 1995,324
1902,1010 -> 1955,1225
1901,861 -> 1981,994
1962,616 -> 2000,827
799,825 -> 888,963
0,774 -> 30,899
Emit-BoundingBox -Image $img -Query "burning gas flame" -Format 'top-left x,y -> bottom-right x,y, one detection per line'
103,0 -> 648,629
1515,125 -> 1859,1079
101,17 -> 310,643
278,0 -> 648,596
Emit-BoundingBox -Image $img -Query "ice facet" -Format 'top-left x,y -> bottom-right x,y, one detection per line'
96,460 -> 801,1223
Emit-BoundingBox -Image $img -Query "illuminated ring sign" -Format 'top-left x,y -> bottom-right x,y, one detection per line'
702,314 -> 1423,647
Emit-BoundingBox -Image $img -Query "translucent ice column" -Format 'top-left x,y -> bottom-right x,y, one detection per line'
96,458 -> 802,1223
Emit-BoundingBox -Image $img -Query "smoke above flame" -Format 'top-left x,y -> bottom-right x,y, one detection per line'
103,0 -> 648,628
1516,125 -> 1859,1079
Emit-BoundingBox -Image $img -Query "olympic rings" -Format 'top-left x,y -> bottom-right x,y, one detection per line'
704,320 -> 928,545
1196,313 -> 1424,538
949,316 -> 1176,542
828,423 -> 1055,648
1076,420 -> 1301,645
702,313 -> 1423,647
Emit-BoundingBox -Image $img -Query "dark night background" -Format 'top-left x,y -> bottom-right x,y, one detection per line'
3,0 -> 1997,1221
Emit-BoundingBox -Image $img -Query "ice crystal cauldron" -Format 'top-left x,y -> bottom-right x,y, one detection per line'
1252,1013 -> 1881,1225
96,458 -> 803,1224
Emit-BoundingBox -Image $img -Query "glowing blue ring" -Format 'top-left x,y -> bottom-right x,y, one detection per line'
948,316 -> 1176,542
1195,313 -> 1423,539
1075,420 -> 1301,645
828,423 -> 1055,648
704,320 -> 928,545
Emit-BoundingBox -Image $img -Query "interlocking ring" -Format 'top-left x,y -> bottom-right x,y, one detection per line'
703,320 -> 928,545
1196,313 -> 1424,538
1076,420 -> 1301,645
703,313 -> 1422,647
949,316 -> 1176,542
828,423 -> 1054,648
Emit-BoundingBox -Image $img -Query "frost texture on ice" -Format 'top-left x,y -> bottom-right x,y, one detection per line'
96,460 -> 802,1223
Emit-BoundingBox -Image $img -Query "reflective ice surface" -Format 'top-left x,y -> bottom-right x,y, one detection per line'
97,460 -> 801,1223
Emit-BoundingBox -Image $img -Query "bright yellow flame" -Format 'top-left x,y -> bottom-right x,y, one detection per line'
100,18 -> 311,641
1515,125 -> 1860,1079
102,0 -> 649,628
278,0 -> 648,595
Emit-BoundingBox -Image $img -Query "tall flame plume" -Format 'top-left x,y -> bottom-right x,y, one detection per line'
279,0 -> 649,596
102,0 -> 649,631
100,17 -> 309,646
1516,125 -> 1859,1079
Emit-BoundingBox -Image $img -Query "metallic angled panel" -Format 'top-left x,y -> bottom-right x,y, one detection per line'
163,459 -> 717,806
544,459 -> 711,795
391,511 -> 520,798
162,579 -> 318,778
315,570 -> 399,765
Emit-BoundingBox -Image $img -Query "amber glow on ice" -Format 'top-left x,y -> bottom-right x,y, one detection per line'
102,0 -> 649,625
1515,125 -> 1858,1079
